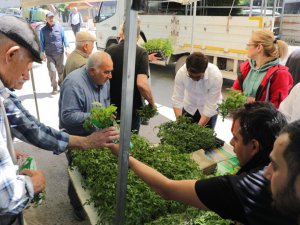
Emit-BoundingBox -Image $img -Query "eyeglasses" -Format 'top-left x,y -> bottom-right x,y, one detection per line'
246,43 -> 258,47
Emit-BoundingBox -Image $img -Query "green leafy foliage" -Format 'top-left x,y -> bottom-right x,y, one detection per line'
157,116 -> 216,153
137,104 -> 158,121
192,211 -> 232,225
72,134 -> 207,225
218,89 -> 247,121
83,102 -> 117,130
142,38 -> 174,57
146,208 -> 231,225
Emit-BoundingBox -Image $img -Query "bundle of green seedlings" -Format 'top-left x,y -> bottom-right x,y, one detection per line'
83,102 -> 118,130
137,104 -> 158,121
142,38 -> 174,59
146,208 -> 232,225
72,102 -> 232,224
72,134 -> 207,225
157,116 -> 216,153
218,89 -> 247,121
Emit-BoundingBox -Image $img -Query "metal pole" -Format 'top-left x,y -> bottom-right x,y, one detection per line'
115,0 -> 138,224
250,0 -> 254,16
279,0 -> 286,38
191,0 -> 197,52
30,68 -> 40,122
273,0 -> 277,17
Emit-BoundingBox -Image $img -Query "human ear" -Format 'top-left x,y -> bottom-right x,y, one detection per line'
250,139 -> 260,156
5,46 -> 21,63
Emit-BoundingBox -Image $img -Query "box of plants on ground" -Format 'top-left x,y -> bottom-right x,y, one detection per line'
70,103 -> 233,225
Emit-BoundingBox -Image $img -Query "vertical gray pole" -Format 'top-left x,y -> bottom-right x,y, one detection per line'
279,0 -> 286,38
30,68 -> 40,122
191,1 -> 197,53
250,0 -> 253,16
273,0 -> 277,17
115,0 -> 137,224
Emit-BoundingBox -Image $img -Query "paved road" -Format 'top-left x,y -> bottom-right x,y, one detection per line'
14,28 -> 233,225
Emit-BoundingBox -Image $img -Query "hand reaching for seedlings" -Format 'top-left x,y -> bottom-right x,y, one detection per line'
86,126 -> 120,149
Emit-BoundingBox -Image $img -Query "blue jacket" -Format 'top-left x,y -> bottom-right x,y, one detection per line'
40,23 -> 69,56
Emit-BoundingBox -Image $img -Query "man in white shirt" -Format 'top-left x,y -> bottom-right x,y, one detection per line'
279,82 -> 300,123
172,52 -> 223,129
68,7 -> 83,36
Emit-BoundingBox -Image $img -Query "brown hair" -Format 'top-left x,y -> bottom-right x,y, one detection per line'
251,30 -> 288,61
186,52 -> 208,73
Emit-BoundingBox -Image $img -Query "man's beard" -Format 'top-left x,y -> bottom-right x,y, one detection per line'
273,183 -> 300,218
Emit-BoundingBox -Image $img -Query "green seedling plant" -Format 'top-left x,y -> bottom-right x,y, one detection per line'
157,116 -> 216,153
83,102 -> 118,130
137,104 -> 158,121
142,38 -> 174,58
218,89 -> 247,121
71,134 -> 209,225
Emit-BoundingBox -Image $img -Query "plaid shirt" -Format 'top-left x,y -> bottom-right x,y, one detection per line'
0,83 -> 34,216
5,90 -> 69,155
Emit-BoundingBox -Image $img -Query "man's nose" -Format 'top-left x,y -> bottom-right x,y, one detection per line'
263,163 -> 273,181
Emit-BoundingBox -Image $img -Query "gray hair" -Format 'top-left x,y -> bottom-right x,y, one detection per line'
76,40 -> 90,49
87,51 -> 112,69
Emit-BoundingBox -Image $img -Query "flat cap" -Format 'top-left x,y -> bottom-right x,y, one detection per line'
76,31 -> 96,42
0,16 -> 42,63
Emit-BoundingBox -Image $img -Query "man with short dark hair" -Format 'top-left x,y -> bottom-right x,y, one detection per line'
40,12 -> 70,94
231,102 -> 287,174
172,52 -> 222,129
264,120 -> 300,224
108,102 -> 296,225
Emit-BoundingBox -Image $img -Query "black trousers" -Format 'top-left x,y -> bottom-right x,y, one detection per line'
182,108 -> 218,130
71,23 -> 80,36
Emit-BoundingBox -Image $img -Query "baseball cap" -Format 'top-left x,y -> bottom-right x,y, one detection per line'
46,12 -> 54,17
0,16 -> 42,63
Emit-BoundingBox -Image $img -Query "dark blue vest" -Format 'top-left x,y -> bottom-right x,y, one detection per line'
41,23 -> 64,56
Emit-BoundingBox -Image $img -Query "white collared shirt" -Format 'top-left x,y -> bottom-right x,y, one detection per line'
172,63 -> 223,118
279,82 -> 300,123
71,13 -> 80,25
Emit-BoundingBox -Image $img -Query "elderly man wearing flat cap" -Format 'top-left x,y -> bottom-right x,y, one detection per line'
40,12 -> 70,95
62,31 -> 96,81
0,16 -> 119,225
